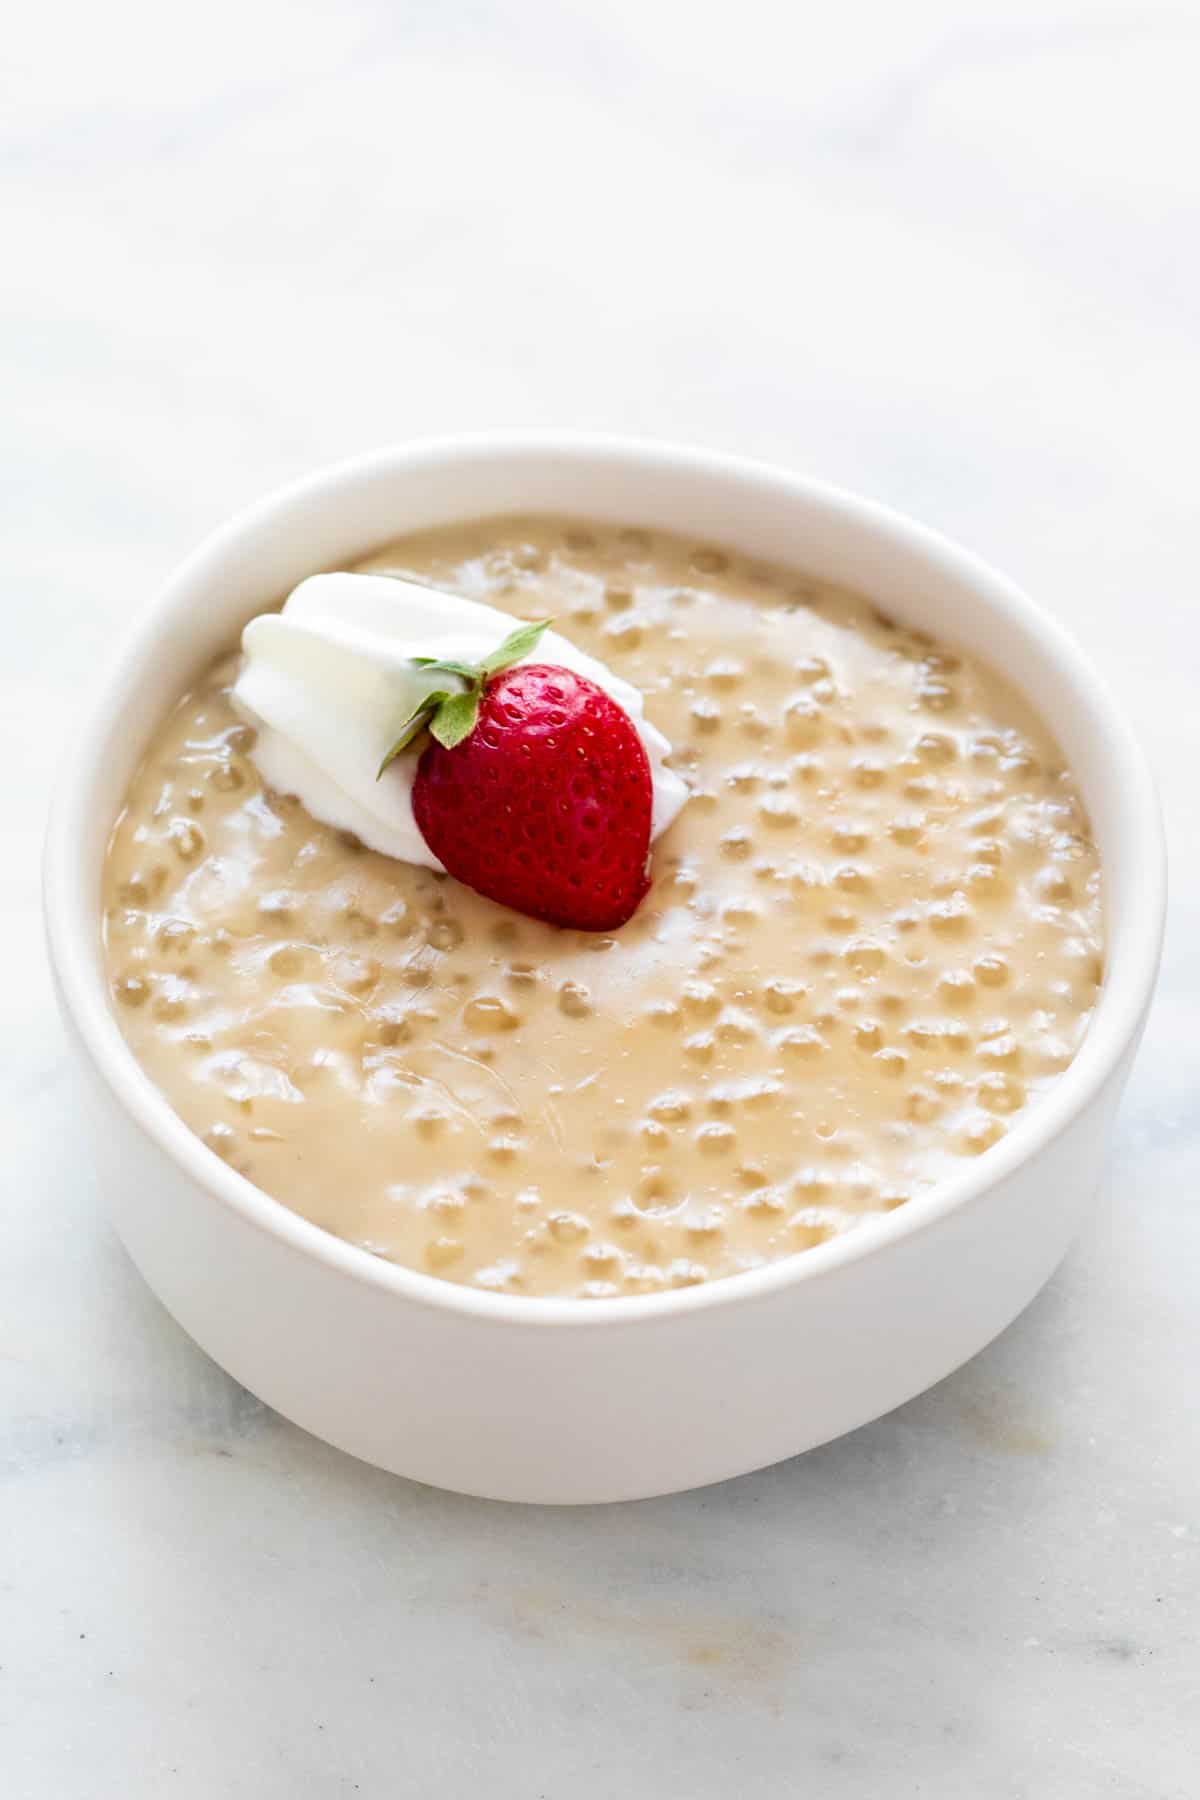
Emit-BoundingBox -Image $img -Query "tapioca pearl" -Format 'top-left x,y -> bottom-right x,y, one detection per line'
691,546 -> 728,575
795,1158 -> 838,1200
960,1114 -> 1006,1155
790,753 -> 828,787
647,999 -> 681,1028
423,1189 -> 467,1222
640,1119 -> 671,1150
1030,1035 -> 1074,1074
664,864 -> 700,900
412,1108 -> 451,1141
338,903 -> 379,941
965,861 -> 1006,898
830,822 -> 869,854
113,972 -> 150,1008
834,985 -> 863,1012
791,653 -> 829,685
687,787 -> 721,813
776,1026 -> 827,1060
721,896 -> 761,928
977,1033 -> 1020,1067
156,918 -> 196,954
335,955 -> 380,996
686,694 -> 722,735
169,819 -> 205,862
914,731 -> 958,764
844,940 -> 886,977
705,658 -> 745,690
929,895 -> 972,935
905,1020 -> 970,1055
977,1072 -> 1026,1114
368,1007 -> 411,1047
738,703 -> 772,740
223,722 -> 257,754
426,918 -> 464,951
716,830 -> 754,869
790,1213 -> 833,1250
151,979 -> 190,1023
696,1121 -> 736,1156
203,1123 -> 237,1161
604,617 -> 644,651
764,979 -> 803,1015
624,1263 -> 669,1293
268,944 -> 308,977
582,1241 -> 622,1274
758,795 -> 799,831
725,761 -> 765,793
683,1032 -> 715,1063
917,676 -> 958,712
974,954 -> 1010,987
936,970 -> 976,1009
824,908 -> 859,935
889,814 -> 927,849
854,1020 -> 882,1051
906,1080 -> 942,1123
463,995 -> 520,1033
850,756 -> 887,790
784,698 -> 823,745
424,1231 -> 467,1274
1035,866 -> 1074,904
716,1009 -> 758,1045
832,864 -> 872,895
557,980 -> 592,1019
603,581 -> 634,611
662,1259 -> 707,1289
486,1135 -> 524,1163
207,756 -> 247,792
740,1187 -> 786,1220
475,1261 -> 525,1293
682,979 -> 720,1017
902,776 -> 937,802
874,1047 -> 907,1078
375,899 -> 410,937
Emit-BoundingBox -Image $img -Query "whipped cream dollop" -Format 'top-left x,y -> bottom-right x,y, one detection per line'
232,573 -> 690,869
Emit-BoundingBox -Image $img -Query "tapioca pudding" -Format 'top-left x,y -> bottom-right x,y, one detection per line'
102,517 -> 1104,1298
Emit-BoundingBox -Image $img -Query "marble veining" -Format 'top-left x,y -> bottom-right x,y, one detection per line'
3,1 -> 1197,1793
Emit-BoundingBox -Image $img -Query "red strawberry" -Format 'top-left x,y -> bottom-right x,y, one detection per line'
378,620 -> 654,931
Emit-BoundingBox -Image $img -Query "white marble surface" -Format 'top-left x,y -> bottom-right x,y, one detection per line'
4,2 -> 1197,1793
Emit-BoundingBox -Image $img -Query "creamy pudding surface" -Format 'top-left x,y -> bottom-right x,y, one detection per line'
102,518 -> 1104,1298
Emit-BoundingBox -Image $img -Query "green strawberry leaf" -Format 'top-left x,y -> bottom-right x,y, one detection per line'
428,688 -> 481,749
409,656 -> 480,680
376,691 -> 453,775
479,618 -> 553,677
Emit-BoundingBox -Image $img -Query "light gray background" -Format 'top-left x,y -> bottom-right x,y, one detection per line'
4,2 -> 1196,1794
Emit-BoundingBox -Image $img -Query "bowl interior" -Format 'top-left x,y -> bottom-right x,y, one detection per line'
47,435 -> 1165,1319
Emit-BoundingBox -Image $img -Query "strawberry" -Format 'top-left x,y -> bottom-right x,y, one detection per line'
378,620 -> 654,930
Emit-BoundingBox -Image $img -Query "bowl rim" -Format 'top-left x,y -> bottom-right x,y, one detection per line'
44,431 -> 1166,1331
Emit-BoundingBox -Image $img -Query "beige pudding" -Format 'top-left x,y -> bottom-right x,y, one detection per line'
102,517 -> 1104,1298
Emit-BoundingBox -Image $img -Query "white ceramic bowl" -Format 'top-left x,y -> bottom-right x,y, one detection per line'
44,435 -> 1165,1504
